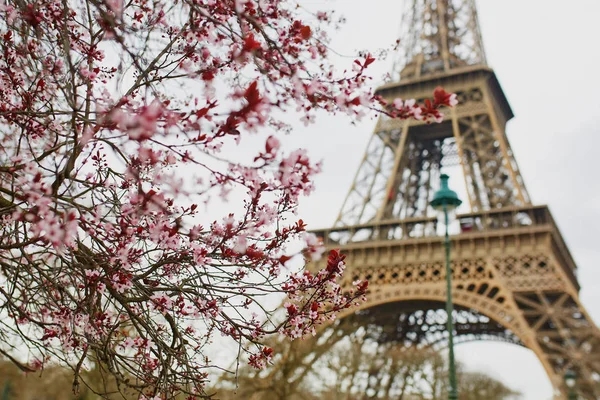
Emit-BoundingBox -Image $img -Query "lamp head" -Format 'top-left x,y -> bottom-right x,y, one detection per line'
430,174 -> 462,211
564,369 -> 577,388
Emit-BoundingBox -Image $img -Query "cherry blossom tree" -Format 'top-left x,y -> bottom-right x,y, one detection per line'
0,0 -> 456,398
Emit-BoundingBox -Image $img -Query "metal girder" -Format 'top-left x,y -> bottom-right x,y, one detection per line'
334,0 -> 529,227
334,71 -> 531,227
298,2 -> 599,399
311,206 -> 600,399
349,301 -> 523,349
394,0 -> 487,80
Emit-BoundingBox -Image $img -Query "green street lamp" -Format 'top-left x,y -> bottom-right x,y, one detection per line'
564,369 -> 577,400
430,174 -> 462,400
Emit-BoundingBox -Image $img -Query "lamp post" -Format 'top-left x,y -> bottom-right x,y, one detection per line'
564,369 -> 577,400
430,174 -> 462,400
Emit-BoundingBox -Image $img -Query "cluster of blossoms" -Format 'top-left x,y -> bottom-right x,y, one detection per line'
0,0 -> 455,398
384,86 -> 459,123
281,250 -> 368,337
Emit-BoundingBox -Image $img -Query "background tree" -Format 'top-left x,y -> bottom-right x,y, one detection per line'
0,0 -> 455,397
0,358 -> 89,400
456,371 -> 521,400
214,323 -> 520,400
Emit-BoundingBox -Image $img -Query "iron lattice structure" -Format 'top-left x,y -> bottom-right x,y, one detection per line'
336,0 -> 528,227
393,0 -> 487,80
305,1 -> 600,399
237,1 -> 600,399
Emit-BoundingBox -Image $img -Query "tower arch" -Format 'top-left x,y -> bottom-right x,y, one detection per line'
303,1 -> 600,398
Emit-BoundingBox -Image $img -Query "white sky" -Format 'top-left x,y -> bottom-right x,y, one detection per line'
280,1 -> 600,399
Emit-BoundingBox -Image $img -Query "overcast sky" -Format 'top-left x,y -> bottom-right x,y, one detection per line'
278,1 -> 600,398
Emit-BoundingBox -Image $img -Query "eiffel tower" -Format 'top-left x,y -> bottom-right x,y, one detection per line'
305,0 -> 600,398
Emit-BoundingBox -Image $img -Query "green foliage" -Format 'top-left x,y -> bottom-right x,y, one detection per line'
1,382 -> 12,400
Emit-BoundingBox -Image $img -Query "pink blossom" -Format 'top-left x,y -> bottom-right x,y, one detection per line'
233,235 -> 248,253
393,98 -> 404,110
0,0 -> 449,395
266,135 -> 280,155
150,293 -> 173,312
79,66 -> 97,81
106,0 -> 123,18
